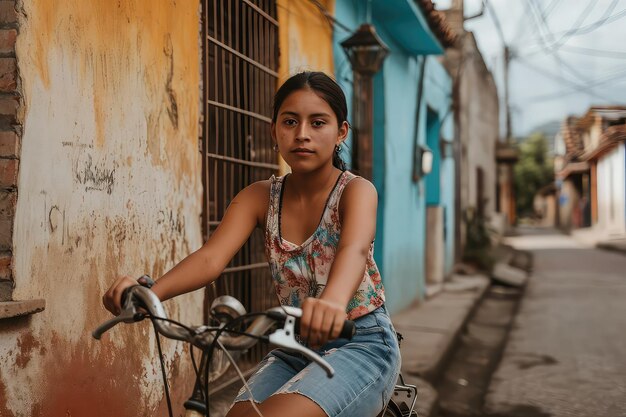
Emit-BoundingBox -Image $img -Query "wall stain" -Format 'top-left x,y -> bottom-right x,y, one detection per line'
0,372 -> 15,417
20,0 -> 199,177
15,332 -> 40,369
31,336 -> 145,417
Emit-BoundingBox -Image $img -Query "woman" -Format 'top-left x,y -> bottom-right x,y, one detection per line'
103,71 -> 401,417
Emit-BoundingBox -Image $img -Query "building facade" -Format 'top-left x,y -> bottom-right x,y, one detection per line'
555,106 -> 626,239
442,0 -> 502,254
555,107 -> 626,237
334,0 -> 456,309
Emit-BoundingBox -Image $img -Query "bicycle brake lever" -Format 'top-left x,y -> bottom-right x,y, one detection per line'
268,314 -> 335,378
92,288 -> 146,339
92,308 -> 141,339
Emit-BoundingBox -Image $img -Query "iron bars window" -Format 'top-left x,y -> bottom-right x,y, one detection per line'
201,0 -> 280,392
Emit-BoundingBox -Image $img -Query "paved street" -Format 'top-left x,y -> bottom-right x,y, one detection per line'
484,229 -> 626,417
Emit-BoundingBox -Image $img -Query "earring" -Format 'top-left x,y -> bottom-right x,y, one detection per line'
335,143 -> 342,154
273,144 -> 279,152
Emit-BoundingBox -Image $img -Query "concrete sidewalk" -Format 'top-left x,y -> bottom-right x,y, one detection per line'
571,227 -> 626,255
391,274 -> 490,417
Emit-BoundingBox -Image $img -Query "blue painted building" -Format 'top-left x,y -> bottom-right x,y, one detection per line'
333,0 -> 456,313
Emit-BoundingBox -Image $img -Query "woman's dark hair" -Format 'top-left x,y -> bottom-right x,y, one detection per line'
272,71 -> 348,171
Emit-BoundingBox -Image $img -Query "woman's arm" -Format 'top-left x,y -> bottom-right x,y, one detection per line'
300,177 -> 378,347
103,181 -> 269,315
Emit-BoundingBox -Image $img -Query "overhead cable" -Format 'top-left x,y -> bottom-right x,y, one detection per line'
518,66 -> 626,104
515,58 -> 612,102
559,44 -> 626,60
482,0 -> 507,46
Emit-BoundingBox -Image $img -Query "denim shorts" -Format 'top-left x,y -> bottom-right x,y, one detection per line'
230,305 -> 401,417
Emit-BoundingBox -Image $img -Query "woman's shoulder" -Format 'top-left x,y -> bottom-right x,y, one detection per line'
232,180 -> 272,226
238,179 -> 271,199
338,173 -> 378,213
342,174 -> 377,198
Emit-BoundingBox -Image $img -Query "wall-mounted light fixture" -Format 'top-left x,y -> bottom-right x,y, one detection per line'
341,23 -> 389,180
341,23 -> 389,75
413,145 -> 433,181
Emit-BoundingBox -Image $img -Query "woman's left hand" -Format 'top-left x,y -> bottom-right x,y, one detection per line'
299,297 -> 347,349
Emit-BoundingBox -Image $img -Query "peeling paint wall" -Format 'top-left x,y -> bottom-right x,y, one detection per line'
277,0 -> 334,82
1,1 -> 203,415
276,0 -> 335,174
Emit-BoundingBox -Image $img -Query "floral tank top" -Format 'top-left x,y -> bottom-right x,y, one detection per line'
265,170 -> 385,320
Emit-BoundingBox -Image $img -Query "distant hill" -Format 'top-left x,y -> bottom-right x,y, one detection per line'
527,120 -> 561,139
519,120 -> 561,155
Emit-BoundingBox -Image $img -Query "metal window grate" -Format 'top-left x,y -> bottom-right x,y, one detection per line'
201,0 -> 280,384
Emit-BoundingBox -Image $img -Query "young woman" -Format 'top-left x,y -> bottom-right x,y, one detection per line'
103,71 -> 401,417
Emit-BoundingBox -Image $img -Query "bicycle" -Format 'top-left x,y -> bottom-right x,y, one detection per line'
93,280 -> 417,417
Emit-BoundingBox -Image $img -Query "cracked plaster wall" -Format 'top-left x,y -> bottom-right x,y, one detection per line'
0,1 -> 204,415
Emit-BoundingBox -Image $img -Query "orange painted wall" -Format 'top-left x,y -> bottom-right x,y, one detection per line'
1,2 -> 203,416
277,0 -> 335,82
276,0 -> 335,174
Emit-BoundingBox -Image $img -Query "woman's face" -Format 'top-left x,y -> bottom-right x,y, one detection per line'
271,88 -> 348,173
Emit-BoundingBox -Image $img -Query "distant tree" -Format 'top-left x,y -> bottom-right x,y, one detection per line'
514,133 -> 554,218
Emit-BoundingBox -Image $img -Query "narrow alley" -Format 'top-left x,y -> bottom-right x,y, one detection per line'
0,1 -> 624,416
484,228 -> 626,417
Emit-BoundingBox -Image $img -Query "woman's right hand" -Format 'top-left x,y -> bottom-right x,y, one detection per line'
102,275 -> 139,316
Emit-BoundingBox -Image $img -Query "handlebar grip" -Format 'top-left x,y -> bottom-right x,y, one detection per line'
294,318 -> 356,341
338,320 -> 356,340
120,277 -> 155,310
121,285 -> 139,307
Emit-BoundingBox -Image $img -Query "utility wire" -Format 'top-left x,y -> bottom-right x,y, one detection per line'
482,0 -> 507,46
547,0 -> 599,50
524,0 -> 591,84
541,0 -> 566,19
512,0 -> 565,42
524,7 -> 626,48
306,0 -> 352,33
559,44 -> 626,60
518,66 -> 626,104
553,0 -> 619,48
516,57 -> 613,102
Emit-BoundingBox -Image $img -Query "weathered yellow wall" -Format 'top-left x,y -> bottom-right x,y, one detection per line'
277,0 -> 334,81
0,1 -> 203,415
276,0 -> 335,174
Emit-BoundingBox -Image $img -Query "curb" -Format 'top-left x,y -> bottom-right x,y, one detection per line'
597,241 -> 626,256
391,274 -> 491,416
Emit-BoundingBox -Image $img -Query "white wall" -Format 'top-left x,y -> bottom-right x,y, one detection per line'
597,143 -> 626,236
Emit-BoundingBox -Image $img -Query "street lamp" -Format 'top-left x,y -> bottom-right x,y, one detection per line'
341,24 -> 389,180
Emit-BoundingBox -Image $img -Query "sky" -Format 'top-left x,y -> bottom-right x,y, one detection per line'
434,0 -> 626,138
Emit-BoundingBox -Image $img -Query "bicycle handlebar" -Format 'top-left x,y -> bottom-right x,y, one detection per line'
93,286 -> 356,378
